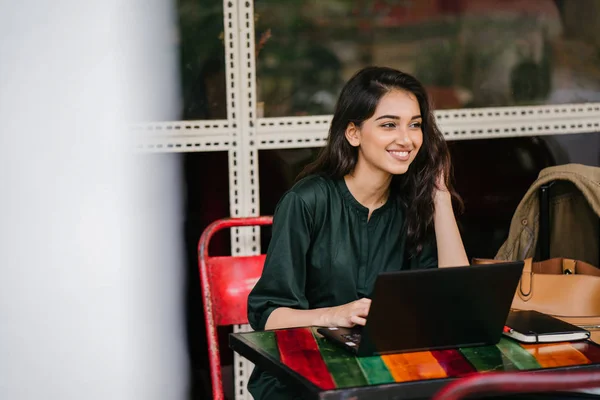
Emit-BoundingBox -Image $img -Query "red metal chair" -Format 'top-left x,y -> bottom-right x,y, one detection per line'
432,370 -> 600,400
198,216 -> 273,400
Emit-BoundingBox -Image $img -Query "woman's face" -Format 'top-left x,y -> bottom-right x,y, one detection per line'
345,89 -> 424,178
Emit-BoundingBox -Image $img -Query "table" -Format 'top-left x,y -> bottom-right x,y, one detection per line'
230,327 -> 600,399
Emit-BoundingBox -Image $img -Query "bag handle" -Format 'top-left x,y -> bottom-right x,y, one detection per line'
518,258 -> 533,301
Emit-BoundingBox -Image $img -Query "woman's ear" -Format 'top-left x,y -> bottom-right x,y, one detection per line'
345,122 -> 361,147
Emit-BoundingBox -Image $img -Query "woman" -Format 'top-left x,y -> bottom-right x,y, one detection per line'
247,66 -> 469,398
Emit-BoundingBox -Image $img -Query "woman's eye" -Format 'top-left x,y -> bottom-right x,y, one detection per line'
410,122 -> 422,129
381,122 -> 396,128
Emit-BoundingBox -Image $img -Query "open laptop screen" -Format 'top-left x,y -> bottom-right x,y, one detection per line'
318,261 -> 524,356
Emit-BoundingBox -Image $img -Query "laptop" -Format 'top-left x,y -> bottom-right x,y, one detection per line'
317,261 -> 524,356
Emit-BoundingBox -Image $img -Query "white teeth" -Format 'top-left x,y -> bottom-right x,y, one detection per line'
389,151 -> 408,156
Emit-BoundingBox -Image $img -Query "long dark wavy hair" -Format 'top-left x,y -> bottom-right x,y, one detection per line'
298,66 -> 462,255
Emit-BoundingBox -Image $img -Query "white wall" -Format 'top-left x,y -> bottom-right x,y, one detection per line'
0,1 -> 187,399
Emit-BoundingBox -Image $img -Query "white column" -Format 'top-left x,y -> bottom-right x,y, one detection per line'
0,1 -> 187,399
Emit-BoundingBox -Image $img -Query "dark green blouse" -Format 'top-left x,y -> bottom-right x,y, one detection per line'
247,175 -> 438,399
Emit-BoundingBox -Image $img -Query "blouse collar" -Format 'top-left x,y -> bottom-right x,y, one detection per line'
334,177 -> 394,217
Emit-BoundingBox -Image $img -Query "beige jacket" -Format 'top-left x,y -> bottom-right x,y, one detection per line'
495,164 -> 600,267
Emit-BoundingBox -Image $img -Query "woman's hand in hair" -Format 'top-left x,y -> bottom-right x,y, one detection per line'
319,298 -> 371,328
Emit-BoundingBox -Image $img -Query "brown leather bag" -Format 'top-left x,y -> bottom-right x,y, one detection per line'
472,258 -> 600,343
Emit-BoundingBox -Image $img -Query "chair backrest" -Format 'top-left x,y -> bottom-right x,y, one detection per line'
198,216 -> 272,326
197,216 -> 273,400
432,370 -> 600,400
205,254 -> 267,326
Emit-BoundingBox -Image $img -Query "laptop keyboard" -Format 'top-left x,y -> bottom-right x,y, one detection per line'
341,332 -> 362,344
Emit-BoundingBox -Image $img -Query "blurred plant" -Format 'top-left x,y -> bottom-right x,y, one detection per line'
414,38 -> 459,87
254,0 -> 348,116
177,0 -> 225,119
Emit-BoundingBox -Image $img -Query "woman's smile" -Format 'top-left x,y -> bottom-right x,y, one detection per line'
387,149 -> 411,162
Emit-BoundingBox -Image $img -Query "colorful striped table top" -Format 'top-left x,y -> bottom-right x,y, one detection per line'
231,327 -> 600,396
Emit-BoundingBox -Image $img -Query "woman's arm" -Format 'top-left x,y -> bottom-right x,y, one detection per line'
433,189 -> 469,268
249,190 -> 372,331
264,298 -> 371,330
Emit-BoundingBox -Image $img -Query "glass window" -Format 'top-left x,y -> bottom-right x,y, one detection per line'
177,0 -> 226,120
181,151 -> 231,398
255,0 -> 600,117
258,134 -> 600,258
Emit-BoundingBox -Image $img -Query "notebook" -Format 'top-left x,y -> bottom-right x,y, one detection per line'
317,261 -> 524,356
503,310 -> 590,343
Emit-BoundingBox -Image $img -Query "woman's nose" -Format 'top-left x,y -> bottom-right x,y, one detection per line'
395,127 -> 411,144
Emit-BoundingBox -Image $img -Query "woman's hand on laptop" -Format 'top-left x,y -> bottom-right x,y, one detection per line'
320,298 -> 371,328
265,298 -> 371,330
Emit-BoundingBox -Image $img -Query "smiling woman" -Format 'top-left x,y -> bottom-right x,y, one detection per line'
246,66 -> 470,399
344,90 -> 424,183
